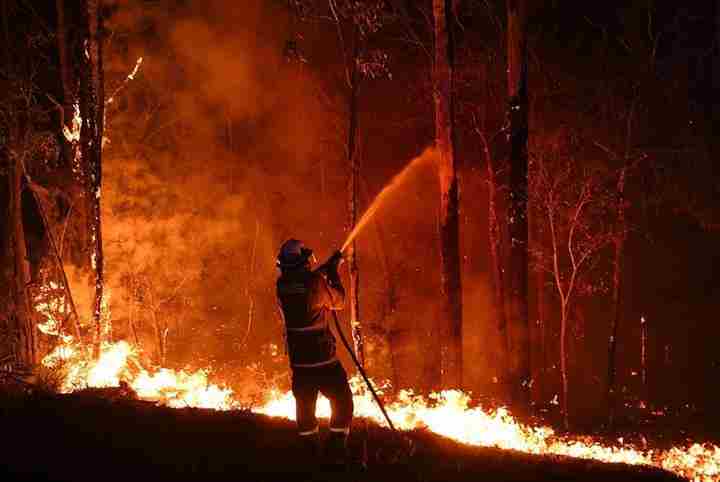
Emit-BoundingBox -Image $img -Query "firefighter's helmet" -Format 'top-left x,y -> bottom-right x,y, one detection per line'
277,239 -> 314,269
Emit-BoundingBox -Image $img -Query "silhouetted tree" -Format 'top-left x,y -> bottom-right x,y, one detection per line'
530,131 -> 615,429
433,0 -> 462,389
506,0 -> 530,408
287,0 -> 390,370
78,0 -> 105,357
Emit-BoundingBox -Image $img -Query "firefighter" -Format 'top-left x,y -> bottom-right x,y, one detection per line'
276,239 -> 354,463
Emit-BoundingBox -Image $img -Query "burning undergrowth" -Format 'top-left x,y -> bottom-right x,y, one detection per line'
29,284 -> 720,482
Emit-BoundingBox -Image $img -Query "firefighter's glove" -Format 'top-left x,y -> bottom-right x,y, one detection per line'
328,250 -> 343,271
323,250 -> 343,288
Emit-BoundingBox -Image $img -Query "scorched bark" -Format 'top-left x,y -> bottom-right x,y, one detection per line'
433,0 -> 463,389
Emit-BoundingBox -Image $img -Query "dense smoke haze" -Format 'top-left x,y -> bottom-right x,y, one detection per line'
97,0 -> 460,399
89,0 -> 720,416
1,0 -> 717,427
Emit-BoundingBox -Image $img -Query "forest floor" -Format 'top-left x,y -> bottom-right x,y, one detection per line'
0,388 -> 687,482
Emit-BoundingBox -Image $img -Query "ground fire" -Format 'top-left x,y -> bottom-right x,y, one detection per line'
29,279 -> 719,481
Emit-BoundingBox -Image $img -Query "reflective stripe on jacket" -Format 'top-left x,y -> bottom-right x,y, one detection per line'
277,268 -> 344,368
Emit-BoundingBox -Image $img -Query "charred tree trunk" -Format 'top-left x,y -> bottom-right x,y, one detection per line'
346,28 -> 364,368
9,156 -> 37,369
79,0 -> 105,358
55,0 -> 75,171
506,0 -> 530,408
433,0 -> 462,389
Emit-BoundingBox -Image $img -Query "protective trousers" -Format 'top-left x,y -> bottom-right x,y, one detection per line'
292,361 -> 353,436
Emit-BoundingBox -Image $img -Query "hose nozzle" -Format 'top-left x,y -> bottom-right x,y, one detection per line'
328,249 -> 343,267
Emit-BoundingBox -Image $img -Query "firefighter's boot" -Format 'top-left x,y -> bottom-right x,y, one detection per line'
297,431 -> 321,470
324,430 -> 349,468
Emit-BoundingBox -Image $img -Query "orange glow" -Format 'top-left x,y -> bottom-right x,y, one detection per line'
51,342 -> 719,481
43,338 -> 236,410
256,384 -> 719,481
34,284 -> 718,482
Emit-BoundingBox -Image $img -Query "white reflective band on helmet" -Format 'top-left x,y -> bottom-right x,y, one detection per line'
329,426 -> 350,434
299,426 -> 319,436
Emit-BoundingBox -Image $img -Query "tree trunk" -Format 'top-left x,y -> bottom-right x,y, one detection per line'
55,0 -> 76,170
28,180 -> 83,343
606,88 -> 636,425
506,0 -> 530,408
536,267 -> 546,394
433,0 -> 463,390
560,302 -> 569,430
346,28 -> 364,368
482,134 -> 510,388
79,0 -> 105,358
641,315 -> 648,401
607,167 -> 626,427
10,156 -> 37,369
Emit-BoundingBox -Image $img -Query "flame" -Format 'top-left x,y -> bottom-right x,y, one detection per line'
255,383 -> 718,481
41,338 -> 236,410
62,104 -> 82,143
132,368 -> 235,410
106,57 -> 144,105
35,283 -> 234,408
32,284 -> 718,482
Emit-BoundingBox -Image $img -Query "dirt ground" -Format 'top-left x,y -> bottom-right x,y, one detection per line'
0,389 -> 687,482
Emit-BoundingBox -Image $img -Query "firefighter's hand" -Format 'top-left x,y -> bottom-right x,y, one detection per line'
328,250 -> 344,269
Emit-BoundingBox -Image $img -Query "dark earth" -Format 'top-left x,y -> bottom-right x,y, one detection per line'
0,389 -> 686,482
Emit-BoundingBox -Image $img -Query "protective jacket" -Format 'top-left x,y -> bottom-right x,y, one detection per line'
277,267 -> 345,368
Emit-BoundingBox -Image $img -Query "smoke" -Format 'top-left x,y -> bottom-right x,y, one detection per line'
101,0 -> 337,376
97,0 -> 497,395
342,147 -> 438,251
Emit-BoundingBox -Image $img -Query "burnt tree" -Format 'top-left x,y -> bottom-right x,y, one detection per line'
308,0 -> 390,368
286,1 -> 399,379
603,8 -> 658,423
603,91 -> 642,427
337,16 -> 364,368
433,0 -> 462,389
8,153 -> 37,369
78,0 -> 105,357
506,0 -> 530,407
55,0 -> 75,170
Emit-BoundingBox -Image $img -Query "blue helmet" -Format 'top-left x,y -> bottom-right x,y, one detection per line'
277,239 -> 314,268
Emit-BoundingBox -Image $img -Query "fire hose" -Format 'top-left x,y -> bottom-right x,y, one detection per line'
330,306 -> 397,432
320,255 -> 397,432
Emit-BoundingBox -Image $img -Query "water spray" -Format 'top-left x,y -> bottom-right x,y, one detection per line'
322,148 -> 437,432
340,147 -> 437,253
